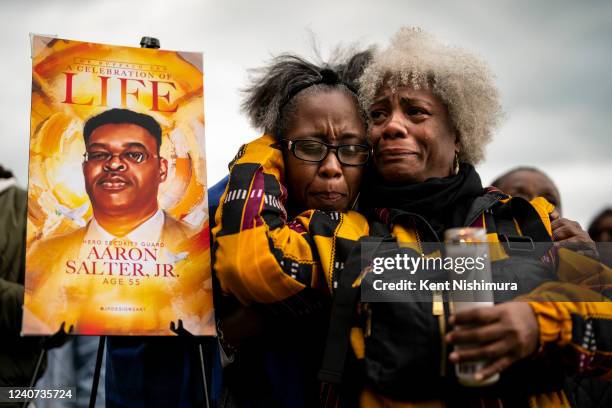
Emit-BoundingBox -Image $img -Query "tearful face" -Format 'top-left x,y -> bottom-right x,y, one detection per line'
368,86 -> 458,183
283,90 -> 367,212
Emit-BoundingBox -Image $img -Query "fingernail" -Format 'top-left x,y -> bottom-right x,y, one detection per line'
475,373 -> 483,381
449,352 -> 458,362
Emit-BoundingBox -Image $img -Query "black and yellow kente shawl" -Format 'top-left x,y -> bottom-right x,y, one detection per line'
212,134 -> 612,407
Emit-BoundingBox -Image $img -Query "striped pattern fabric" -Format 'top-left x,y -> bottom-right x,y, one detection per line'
212,134 -> 612,406
212,134 -> 369,309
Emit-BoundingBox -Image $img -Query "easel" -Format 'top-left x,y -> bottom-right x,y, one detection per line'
23,323 -> 73,408
25,36 -> 211,408
89,336 -> 105,408
170,319 -> 211,408
27,321 -> 210,408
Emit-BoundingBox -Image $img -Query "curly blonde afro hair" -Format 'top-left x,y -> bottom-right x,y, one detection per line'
359,27 -> 503,164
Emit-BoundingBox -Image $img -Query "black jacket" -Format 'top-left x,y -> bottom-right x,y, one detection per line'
0,184 -> 46,388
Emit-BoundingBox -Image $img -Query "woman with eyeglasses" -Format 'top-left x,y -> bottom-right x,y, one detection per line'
212,50 -> 373,407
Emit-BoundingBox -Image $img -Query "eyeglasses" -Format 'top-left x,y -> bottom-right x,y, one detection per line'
83,150 -> 157,165
282,139 -> 370,166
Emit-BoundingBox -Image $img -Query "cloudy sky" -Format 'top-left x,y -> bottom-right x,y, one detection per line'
1,0 -> 610,227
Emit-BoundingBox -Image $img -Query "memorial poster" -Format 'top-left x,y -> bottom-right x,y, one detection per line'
22,35 -> 214,336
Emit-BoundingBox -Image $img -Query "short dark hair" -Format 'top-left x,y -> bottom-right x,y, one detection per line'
588,208 -> 612,240
491,166 -> 561,208
83,108 -> 162,151
491,166 -> 542,188
491,166 -> 560,192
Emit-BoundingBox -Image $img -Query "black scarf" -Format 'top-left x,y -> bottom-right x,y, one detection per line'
360,163 -> 484,241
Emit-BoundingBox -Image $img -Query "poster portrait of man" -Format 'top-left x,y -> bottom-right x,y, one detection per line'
79,108 -> 194,243
22,37 -> 214,336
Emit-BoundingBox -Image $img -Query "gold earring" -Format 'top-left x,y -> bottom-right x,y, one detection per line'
453,152 -> 460,175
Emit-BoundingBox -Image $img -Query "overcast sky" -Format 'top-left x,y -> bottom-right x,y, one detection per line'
1,0 -> 610,227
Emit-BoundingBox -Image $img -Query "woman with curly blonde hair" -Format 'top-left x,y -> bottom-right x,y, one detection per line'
317,27 -> 612,407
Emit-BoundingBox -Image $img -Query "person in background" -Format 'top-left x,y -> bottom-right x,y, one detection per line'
588,208 -> 612,243
0,164 -> 46,406
493,167 -> 611,407
588,208 -> 612,267
491,166 -> 562,212
491,166 -> 594,249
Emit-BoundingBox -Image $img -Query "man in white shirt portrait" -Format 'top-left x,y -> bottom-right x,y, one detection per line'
24,109 -> 201,335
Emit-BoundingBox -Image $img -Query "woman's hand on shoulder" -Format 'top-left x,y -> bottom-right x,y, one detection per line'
550,213 -> 598,257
